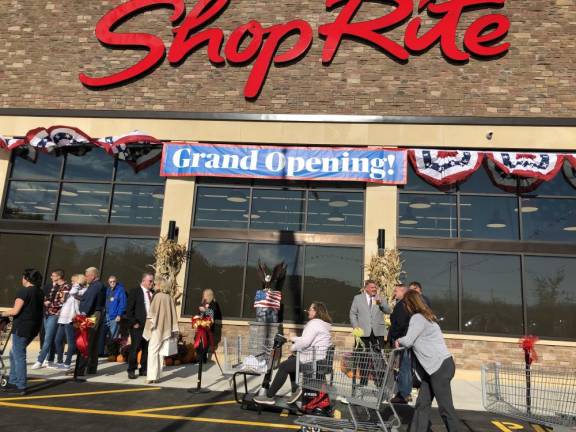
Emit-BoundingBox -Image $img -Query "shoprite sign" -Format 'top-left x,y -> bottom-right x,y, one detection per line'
161,143 -> 407,184
80,0 -> 510,98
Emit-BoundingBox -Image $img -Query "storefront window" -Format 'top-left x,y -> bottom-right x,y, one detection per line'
524,256 -> 576,339
185,241 -> 247,318
303,246 -> 363,324
0,233 -> 50,307
2,149 -> 164,226
461,253 -> 523,335
460,196 -> 519,240
101,238 -> 157,288
521,198 -> 576,242
193,181 -> 364,235
399,194 -> 457,238
400,250 -> 458,331
47,236 -> 105,278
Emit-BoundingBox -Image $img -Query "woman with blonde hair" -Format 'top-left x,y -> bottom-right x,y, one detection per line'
395,290 -> 463,432
143,277 -> 179,384
197,288 -> 222,363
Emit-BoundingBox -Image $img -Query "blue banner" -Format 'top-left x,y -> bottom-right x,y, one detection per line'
161,143 -> 407,184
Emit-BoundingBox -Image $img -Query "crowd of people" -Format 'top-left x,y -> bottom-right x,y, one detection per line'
0,269 -> 461,431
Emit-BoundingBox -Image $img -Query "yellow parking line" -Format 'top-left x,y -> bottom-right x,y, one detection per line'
0,387 -> 161,402
28,379 -> 47,383
127,400 -> 236,413
0,401 -> 300,430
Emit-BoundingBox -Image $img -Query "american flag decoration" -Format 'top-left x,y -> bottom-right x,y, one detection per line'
254,289 -> 282,311
409,149 -> 484,186
485,159 -> 543,194
487,152 -> 564,181
96,131 -> 163,173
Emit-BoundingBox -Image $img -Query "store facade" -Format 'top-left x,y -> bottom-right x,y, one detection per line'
1,0 -> 576,368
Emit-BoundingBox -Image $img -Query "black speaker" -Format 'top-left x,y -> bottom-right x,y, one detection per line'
168,220 -> 179,241
377,229 -> 385,250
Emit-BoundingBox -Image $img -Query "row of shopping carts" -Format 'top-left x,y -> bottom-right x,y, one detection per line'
221,324 -> 576,432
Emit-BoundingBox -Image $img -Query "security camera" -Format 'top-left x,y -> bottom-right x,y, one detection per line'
486,131 -> 494,140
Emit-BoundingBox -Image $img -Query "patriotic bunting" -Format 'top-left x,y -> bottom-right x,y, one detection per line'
485,159 -> 543,193
0,126 -> 162,172
487,152 -> 564,181
409,149 -> 483,186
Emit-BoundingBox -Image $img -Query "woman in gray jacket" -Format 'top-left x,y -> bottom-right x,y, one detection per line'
395,290 -> 463,432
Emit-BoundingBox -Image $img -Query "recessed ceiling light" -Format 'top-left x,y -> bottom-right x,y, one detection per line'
409,197 -> 431,209
34,206 -> 52,211
400,219 -> 418,225
563,226 -> 576,232
227,192 -> 248,203
486,223 -> 507,228
61,190 -> 79,197
328,196 -> 349,208
520,206 -> 539,213
152,193 -> 164,199
242,213 -> 260,219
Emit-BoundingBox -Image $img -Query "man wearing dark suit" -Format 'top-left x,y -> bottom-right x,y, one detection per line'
349,280 -> 393,385
126,272 -> 154,379
75,267 -> 105,376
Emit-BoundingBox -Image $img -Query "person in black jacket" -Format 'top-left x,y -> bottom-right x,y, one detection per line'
409,281 -> 432,308
389,284 -> 412,404
126,272 -> 154,379
0,269 -> 44,395
73,267 -> 106,376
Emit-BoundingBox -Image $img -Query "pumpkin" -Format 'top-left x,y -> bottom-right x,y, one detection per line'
116,354 -> 124,363
165,357 -> 174,366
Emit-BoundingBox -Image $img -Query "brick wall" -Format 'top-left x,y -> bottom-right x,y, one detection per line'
1,0 -> 575,116
178,322 -> 576,370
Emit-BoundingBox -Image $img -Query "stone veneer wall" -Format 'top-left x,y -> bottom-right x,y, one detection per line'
178,322 -> 575,370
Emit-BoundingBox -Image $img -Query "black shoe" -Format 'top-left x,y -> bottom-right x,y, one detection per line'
390,394 -> 408,404
1,384 -> 26,395
139,370 -> 147,377
128,371 -> 137,379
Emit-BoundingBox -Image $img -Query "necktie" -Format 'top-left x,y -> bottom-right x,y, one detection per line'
147,291 -> 152,302
369,297 -> 372,309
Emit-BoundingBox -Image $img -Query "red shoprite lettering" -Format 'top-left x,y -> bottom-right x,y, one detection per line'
79,0 -> 510,98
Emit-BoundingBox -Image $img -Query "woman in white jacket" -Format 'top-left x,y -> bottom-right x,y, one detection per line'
254,302 -> 332,406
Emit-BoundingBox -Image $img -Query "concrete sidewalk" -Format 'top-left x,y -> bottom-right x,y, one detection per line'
7,342 -> 485,412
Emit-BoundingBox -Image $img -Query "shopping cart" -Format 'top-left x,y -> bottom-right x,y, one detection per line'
221,322 -> 283,407
295,347 -> 404,432
482,362 -> 576,432
0,317 -> 13,388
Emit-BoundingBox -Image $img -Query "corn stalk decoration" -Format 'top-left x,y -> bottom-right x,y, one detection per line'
149,236 -> 188,303
364,248 -> 405,304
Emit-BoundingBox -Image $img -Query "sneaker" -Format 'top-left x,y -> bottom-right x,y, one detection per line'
57,364 -> 70,371
287,387 -> 302,404
253,395 -> 276,405
42,360 -> 53,368
0,384 -> 26,395
48,363 -> 62,369
31,362 -> 43,370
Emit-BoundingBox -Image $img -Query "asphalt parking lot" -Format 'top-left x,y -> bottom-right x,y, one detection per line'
0,376 -> 544,432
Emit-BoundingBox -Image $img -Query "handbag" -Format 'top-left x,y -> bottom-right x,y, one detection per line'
160,336 -> 178,357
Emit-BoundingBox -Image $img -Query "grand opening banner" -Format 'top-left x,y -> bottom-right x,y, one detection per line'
161,143 -> 407,184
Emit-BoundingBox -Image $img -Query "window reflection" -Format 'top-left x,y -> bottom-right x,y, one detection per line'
57,183 -> 111,223
115,158 -> 165,183
521,198 -> 576,242
458,166 -> 510,194
461,253 -> 523,335
111,185 -> 164,226
401,250 -> 458,331
3,181 -> 59,220
303,246 -> 363,324
399,194 -> 457,238
307,191 -> 363,234
400,164 -> 446,193
524,256 -> 576,339
48,236 -> 105,279
244,244 -> 303,322
194,186 -> 249,229
250,189 -> 305,231
64,147 -> 114,181
102,238 -> 157,288
0,234 -> 50,307
11,153 -> 62,180
184,241 -> 246,317
460,196 -> 519,240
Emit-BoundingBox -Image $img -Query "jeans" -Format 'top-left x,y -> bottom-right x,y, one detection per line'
397,349 -> 413,399
267,355 -> 298,398
37,315 -> 59,364
55,323 -> 76,366
9,334 -> 31,389
98,318 -> 120,355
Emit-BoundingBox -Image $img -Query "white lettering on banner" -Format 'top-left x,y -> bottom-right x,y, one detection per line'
222,154 -> 239,169
172,148 -> 192,168
305,157 -> 322,172
191,152 -> 206,167
240,150 -> 258,170
287,156 -> 306,177
205,153 -> 220,168
265,152 -> 286,172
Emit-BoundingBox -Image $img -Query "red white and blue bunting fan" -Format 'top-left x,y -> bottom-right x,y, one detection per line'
487,152 -> 564,181
485,159 -> 543,193
96,131 -> 163,172
409,149 -> 483,186
563,156 -> 576,189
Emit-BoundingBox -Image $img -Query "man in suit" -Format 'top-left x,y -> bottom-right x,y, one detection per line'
75,267 -> 106,376
126,272 -> 154,379
350,280 -> 393,385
